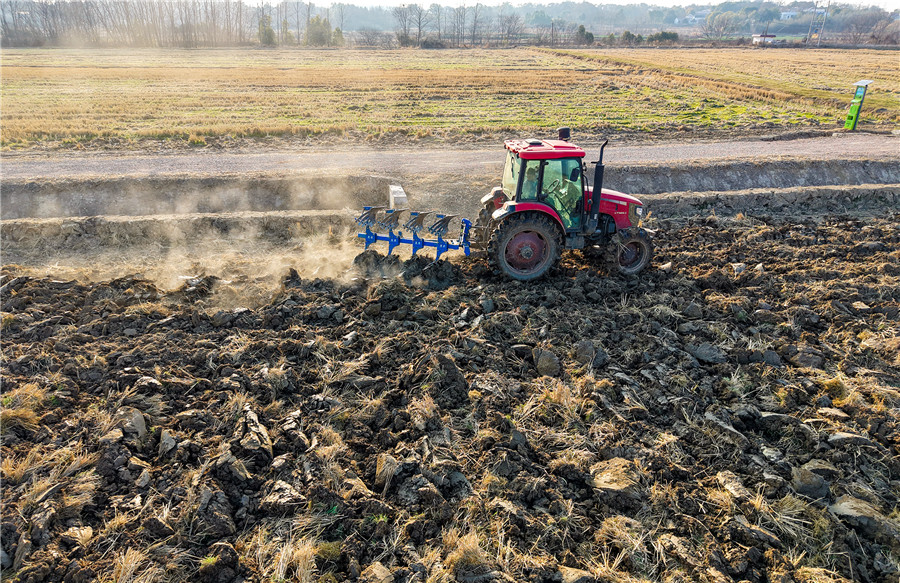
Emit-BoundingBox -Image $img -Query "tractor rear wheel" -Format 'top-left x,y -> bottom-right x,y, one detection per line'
490,213 -> 561,281
617,229 -> 653,275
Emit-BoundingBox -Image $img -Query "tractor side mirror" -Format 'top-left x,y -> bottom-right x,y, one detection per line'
569,167 -> 580,181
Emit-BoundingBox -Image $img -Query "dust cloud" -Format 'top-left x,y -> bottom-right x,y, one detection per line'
5,227 -> 367,310
1,174 -> 396,309
2,172 -> 391,220
2,171 -> 485,309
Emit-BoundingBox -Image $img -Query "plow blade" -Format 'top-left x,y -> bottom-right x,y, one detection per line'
355,207 -> 471,261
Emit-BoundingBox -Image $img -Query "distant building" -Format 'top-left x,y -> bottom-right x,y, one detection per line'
780,11 -> 798,20
685,10 -> 712,23
752,34 -> 776,44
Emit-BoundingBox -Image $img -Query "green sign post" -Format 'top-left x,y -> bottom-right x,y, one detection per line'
844,80 -> 872,131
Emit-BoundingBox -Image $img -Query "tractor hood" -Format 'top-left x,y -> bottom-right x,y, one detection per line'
592,188 -> 644,206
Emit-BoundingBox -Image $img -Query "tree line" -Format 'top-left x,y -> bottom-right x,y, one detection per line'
695,4 -> 897,43
389,4 -> 607,48
1,0 -> 360,47
1,0 -> 896,48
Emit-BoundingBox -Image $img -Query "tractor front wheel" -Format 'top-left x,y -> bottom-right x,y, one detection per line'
616,229 -> 653,275
490,213 -> 561,281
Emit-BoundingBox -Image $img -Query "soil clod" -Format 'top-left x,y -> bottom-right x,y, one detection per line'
2,212 -> 899,582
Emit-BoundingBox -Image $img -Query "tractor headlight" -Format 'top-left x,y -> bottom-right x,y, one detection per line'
629,204 -> 644,225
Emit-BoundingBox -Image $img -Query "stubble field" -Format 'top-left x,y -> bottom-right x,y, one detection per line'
2,213 -> 899,583
2,47 -> 898,150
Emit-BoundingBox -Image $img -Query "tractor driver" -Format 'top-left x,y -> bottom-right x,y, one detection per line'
542,162 -> 581,231
560,176 -> 581,230
521,166 -> 539,200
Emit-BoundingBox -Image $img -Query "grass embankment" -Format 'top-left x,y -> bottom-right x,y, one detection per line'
1,48 -> 898,150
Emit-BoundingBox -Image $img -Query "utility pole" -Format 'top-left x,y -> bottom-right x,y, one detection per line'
806,0 -> 829,46
805,1 -> 816,44
816,0 -> 830,47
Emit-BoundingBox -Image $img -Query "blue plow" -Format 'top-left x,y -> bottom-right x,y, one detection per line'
356,207 -> 472,261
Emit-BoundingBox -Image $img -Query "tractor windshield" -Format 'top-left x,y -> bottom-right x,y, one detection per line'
541,157 -> 583,230
501,151 -> 520,198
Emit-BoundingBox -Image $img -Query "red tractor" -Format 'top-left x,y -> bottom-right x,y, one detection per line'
472,128 -> 652,280
355,128 -> 652,281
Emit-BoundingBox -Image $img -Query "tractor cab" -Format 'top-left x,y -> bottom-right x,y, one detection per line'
500,138 -> 587,232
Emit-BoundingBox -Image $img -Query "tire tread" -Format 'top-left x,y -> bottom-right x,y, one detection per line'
488,212 -> 562,281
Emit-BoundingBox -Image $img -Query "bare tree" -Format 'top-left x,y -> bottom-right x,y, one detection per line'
391,4 -> 411,44
408,3 -> 428,44
559,21 -> 576,45
500,12 -> 523,45
493,4 -> 505,46
846,11 -> 881,45
1,0 -> 24,45
333,2 -> 345,31
35,0 -> 62,43
206,0 -> 220,46
428,2 -> 442,41
469,2 -> 482,45
176,0 -> 195,47
452,4 -> 465,47
147,0 -> 166,45
869,17 -> 898,44
303,0 -> 312,44
443,6 -> 453,43
356,26 -> 380,47
273,0 -> 282,43
238,0 -> 246,44
701,11 -> 739,41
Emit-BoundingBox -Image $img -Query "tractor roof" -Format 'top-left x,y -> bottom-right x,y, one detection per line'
505,139 -> 586,160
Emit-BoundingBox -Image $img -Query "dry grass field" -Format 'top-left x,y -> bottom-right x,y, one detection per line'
550,47 -> 900,113
2,47 -> 898,150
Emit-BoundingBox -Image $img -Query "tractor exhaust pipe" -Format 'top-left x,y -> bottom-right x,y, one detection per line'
584,139 -> 609,236
557,127 -> 571,141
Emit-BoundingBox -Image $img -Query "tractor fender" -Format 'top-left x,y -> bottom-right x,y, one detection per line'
492,202 -> 565,233
481,187 -> 507,210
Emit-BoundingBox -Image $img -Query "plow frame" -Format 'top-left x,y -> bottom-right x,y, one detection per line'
356,207 -> 472,261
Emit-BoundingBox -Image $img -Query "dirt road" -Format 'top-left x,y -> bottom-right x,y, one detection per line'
2,132 -> 897,180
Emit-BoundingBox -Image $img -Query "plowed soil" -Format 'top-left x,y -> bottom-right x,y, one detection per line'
2,212 -> 899,583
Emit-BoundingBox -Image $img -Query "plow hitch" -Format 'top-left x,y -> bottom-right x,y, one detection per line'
356,207 -> 471,261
